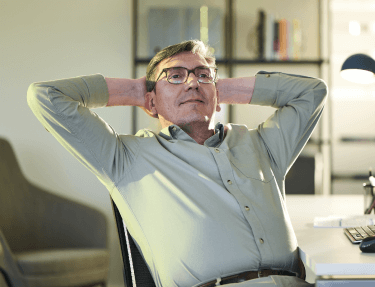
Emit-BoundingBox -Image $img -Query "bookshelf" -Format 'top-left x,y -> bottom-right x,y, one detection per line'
132,0 -> 328,124
132,0 -> 331,194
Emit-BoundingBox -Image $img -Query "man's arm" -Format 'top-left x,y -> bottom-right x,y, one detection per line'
216,76 -> 256,105
27,74 -> 145,187
214,71 -> 328,180
105,76 -> 146,107
250,71 -> 328,179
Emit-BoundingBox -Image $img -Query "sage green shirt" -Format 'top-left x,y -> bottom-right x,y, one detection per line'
27,71 -> 327,287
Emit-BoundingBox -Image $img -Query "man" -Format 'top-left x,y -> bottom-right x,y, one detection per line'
28,39 -> 327,287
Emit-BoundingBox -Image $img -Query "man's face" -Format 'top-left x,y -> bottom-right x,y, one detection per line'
145,51 -> 221,129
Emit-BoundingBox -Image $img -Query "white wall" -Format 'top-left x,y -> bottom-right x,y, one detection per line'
0,0 -> 132,286
329,0 -> 375,194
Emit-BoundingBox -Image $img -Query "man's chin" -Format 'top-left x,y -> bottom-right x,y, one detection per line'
159,113 -> 215,129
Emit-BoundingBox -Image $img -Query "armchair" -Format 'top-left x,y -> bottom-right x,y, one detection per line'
0,137 -> 110,287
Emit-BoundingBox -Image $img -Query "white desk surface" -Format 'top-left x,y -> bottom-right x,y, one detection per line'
285,195 -> 375,277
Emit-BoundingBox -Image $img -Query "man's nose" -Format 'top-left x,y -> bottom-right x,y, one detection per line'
186,72 -> 199,86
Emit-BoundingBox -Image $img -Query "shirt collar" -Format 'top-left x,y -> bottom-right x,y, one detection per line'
159,122 -> 224,146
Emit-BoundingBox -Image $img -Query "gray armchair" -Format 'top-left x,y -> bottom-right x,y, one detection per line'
0,137 -> 110,287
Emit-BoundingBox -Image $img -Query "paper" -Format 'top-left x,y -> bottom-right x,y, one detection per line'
314,215 -> 375,228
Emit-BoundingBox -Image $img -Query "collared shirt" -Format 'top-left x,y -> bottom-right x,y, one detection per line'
27,71 -> 327,287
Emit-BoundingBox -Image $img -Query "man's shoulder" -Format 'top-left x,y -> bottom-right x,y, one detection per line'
225,123 -> 261,146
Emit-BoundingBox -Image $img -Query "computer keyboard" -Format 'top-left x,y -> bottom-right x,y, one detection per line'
344,225 -> 375,243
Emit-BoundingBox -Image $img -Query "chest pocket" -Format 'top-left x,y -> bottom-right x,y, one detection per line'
229,145 -> 272,182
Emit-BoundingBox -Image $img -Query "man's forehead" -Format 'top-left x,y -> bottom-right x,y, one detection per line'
156,52 -> 208,73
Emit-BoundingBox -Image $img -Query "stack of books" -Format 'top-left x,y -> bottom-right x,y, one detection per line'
256,9 -> 302,61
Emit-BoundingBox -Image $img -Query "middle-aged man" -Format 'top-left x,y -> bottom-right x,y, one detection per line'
28,39 -> 328,287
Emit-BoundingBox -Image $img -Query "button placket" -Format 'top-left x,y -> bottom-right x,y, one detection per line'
215,148 -> 233,192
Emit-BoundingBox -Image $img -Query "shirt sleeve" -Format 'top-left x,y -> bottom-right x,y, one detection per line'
250,70 -> 328,179
27,74 -> 138,190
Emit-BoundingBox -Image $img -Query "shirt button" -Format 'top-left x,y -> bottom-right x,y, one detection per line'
245,206 -> 250,211
172,127 -> 177,131
266,74 -> 270,78
259,238 -> 264,244
227,180 -> 232,185
215,148 -> 220,153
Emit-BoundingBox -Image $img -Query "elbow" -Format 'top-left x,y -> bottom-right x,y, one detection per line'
27,83 -> 51,133
311,79 -> 329,105
317,79 -> 329,98
27,82 -> 39,108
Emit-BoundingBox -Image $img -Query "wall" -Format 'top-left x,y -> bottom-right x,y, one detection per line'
0,0 -> 132,286
330,0 -> 375,194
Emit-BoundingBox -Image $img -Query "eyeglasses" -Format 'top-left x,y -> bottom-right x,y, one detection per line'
152,66 -> 218,91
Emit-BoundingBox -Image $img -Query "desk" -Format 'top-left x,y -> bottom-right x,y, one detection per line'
286,195 -> 375,286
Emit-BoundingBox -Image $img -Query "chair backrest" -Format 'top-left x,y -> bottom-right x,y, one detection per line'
110,199 -> 156,287
0,137 -> 108,253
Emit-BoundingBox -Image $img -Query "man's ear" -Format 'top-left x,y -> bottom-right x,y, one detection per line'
215,88 -> 221,113
144,91 -> 159,118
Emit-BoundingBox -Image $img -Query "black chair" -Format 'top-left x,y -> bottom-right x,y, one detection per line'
110,199 -> 156,287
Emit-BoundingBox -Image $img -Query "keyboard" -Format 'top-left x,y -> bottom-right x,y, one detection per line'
344,225 -> 375,243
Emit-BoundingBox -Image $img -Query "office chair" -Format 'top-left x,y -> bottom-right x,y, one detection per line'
110,199 -> 156,287
0,137 -> 110,287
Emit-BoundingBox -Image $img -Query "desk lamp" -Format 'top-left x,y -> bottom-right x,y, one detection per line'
340,53 -> 375,214
340,53 -> 375,84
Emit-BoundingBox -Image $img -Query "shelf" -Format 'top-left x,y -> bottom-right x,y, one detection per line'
218,59 -> 328,65
135,58 -> 328,65
331,174 -> 370,181
308,138 -> 331,145
341,137 -> 375,144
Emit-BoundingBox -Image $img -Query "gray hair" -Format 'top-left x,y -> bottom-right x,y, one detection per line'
146,39 -> 216,92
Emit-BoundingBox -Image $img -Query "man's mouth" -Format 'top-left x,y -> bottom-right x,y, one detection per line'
183,100 -> 204,104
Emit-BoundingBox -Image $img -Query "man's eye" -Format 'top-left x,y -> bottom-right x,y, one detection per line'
199,74 -> 208,78
171,74 -> 181,78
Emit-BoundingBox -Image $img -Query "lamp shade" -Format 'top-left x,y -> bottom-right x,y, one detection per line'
340,53 -> 375,84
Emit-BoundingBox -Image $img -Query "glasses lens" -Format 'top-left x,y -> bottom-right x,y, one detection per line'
166,67 -> 216,84
195,67 -> 215,83
167,68 -> 187,84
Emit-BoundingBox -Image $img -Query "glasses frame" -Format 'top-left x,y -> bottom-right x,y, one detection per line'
152,66 -> 218,92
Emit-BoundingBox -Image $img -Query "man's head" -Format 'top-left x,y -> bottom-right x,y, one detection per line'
144,40 -> 221,131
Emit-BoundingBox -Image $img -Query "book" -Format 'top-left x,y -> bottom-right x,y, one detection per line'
288,19 -> 294,60
279,18 -> 288,60
264,12 -> 274,61
292,19 -> 302,60
256,10 -> 266,60
273,19 -> 279,60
